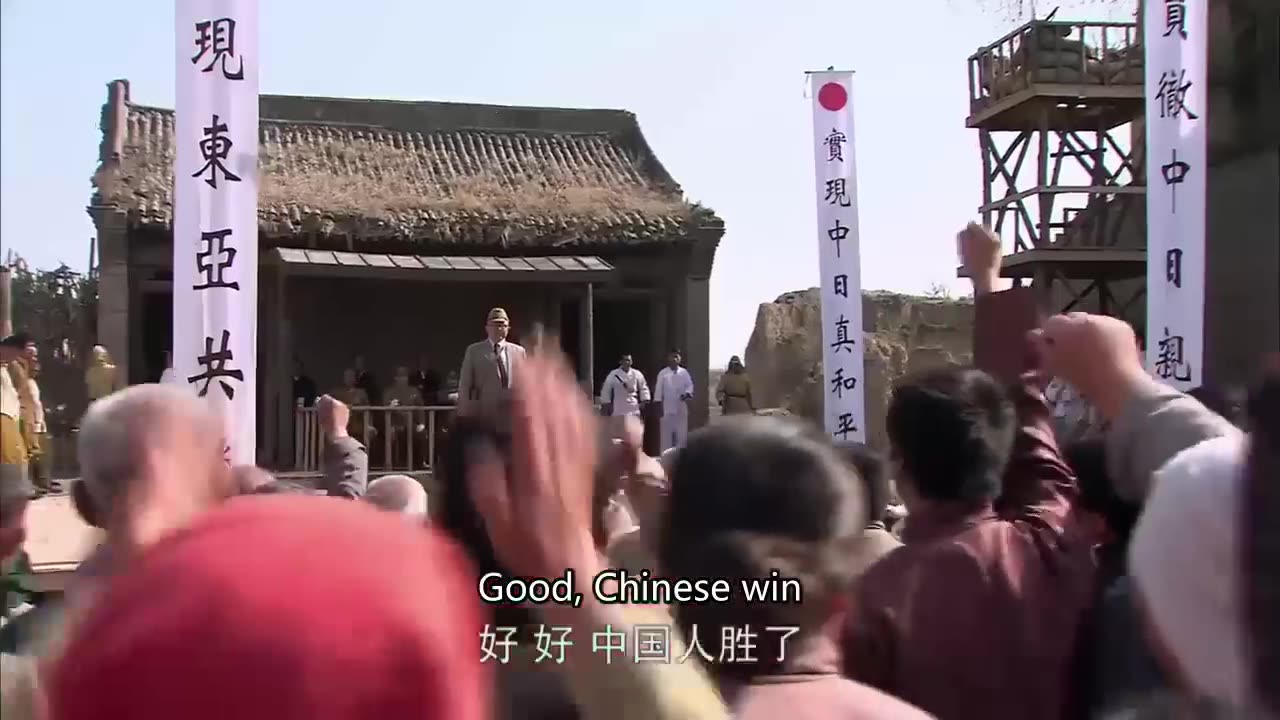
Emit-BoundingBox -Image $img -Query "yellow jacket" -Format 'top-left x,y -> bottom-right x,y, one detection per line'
85,364 -> 119,401
0,364 -> 22,421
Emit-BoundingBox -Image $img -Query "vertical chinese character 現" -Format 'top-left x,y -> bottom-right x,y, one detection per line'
193,18 -> 246,80
824,178 -> 852,208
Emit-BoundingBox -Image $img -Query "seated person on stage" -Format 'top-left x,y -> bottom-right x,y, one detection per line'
441,370 -> 460,405
292,359 -> 318,408
386,366 -> 429,469
413,355 -> 443,405
332,368 -> 374,442
385,366 -> 424,407
352,355 -> 381,406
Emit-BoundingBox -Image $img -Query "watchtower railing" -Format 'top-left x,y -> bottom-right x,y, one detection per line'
968,20 -> 1142,116
293,405 -> 456,475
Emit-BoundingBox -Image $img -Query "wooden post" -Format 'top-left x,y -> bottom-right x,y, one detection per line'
578,283 -> 594,396
275,267 -> 293,469
0,266 -> 11,339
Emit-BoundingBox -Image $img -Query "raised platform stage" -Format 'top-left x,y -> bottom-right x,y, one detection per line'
21,494 -> 101,594
18,470 -> 438,594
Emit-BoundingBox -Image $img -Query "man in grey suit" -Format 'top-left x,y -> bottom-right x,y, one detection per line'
458,307 -> 527,418
317,394 -> 369,500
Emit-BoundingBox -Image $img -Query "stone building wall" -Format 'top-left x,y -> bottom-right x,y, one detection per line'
743,289 -> 974,451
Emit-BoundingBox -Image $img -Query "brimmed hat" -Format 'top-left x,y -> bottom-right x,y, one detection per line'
486,307 -> 510,325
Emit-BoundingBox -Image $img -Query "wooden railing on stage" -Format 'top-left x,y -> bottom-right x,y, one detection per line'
967,20 -> 1141,117
293,405 -> 456,475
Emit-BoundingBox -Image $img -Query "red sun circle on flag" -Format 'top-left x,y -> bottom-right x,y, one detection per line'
818,82 -> 848,112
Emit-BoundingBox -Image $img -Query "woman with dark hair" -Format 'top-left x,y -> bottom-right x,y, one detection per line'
660,416 -> 929,719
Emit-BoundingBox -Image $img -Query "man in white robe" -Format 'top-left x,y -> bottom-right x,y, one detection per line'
653,349 -> 694,452
599,354 -> 650,426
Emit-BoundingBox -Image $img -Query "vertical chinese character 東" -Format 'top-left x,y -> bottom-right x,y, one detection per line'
193,115 -> 243,189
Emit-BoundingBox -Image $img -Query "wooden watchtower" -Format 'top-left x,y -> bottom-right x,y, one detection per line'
962,19 -> 1147,321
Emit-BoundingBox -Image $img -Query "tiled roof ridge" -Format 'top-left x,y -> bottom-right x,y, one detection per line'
125,93 -> 643,134
125,103 -> 629,140
90,79 -> 722,246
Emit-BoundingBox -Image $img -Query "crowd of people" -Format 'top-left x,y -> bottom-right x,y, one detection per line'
1,223 -> 1277,719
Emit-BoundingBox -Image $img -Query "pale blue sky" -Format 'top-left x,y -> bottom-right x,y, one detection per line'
0,0 -> 1131,362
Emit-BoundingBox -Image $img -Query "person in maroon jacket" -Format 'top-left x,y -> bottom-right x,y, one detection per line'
842,224 -> 1096,720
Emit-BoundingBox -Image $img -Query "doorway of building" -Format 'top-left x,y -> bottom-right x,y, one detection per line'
591,296 -> 658,453
140,291 -> 173,384
558,298 -> 582,383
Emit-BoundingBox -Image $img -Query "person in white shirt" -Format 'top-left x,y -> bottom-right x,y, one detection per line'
653,349 -> 694,452
599,354 -> 650,424
1045,377 -> 1097,442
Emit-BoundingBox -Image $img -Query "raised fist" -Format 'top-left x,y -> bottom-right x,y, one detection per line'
1034,312 -> 1148,419
957,222 -> 1002,292
316,394 -> 350,439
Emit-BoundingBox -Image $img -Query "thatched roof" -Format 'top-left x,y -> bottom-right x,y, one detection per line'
91,80 -> 722,247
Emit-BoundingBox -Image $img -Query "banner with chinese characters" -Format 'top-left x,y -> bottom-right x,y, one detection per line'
1144,0 -> 1206,391
174,2 -> 259,464
810,71 -> 865,442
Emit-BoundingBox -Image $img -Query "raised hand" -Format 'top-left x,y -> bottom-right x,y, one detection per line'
468,340 -> 600,581
315,394 -> 350,439
1032,312 -> 1148,420
957,222 -> 1002,295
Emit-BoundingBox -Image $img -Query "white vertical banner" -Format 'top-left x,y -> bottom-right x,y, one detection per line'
810,71 -> 865,443
1144,0 -> 1207,391
175,3 -> 259,464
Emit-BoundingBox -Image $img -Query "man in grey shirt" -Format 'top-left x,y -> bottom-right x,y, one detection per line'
317,395 -> 369,500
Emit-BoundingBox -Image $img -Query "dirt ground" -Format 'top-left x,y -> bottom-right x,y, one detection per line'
24,494 -> 100,570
